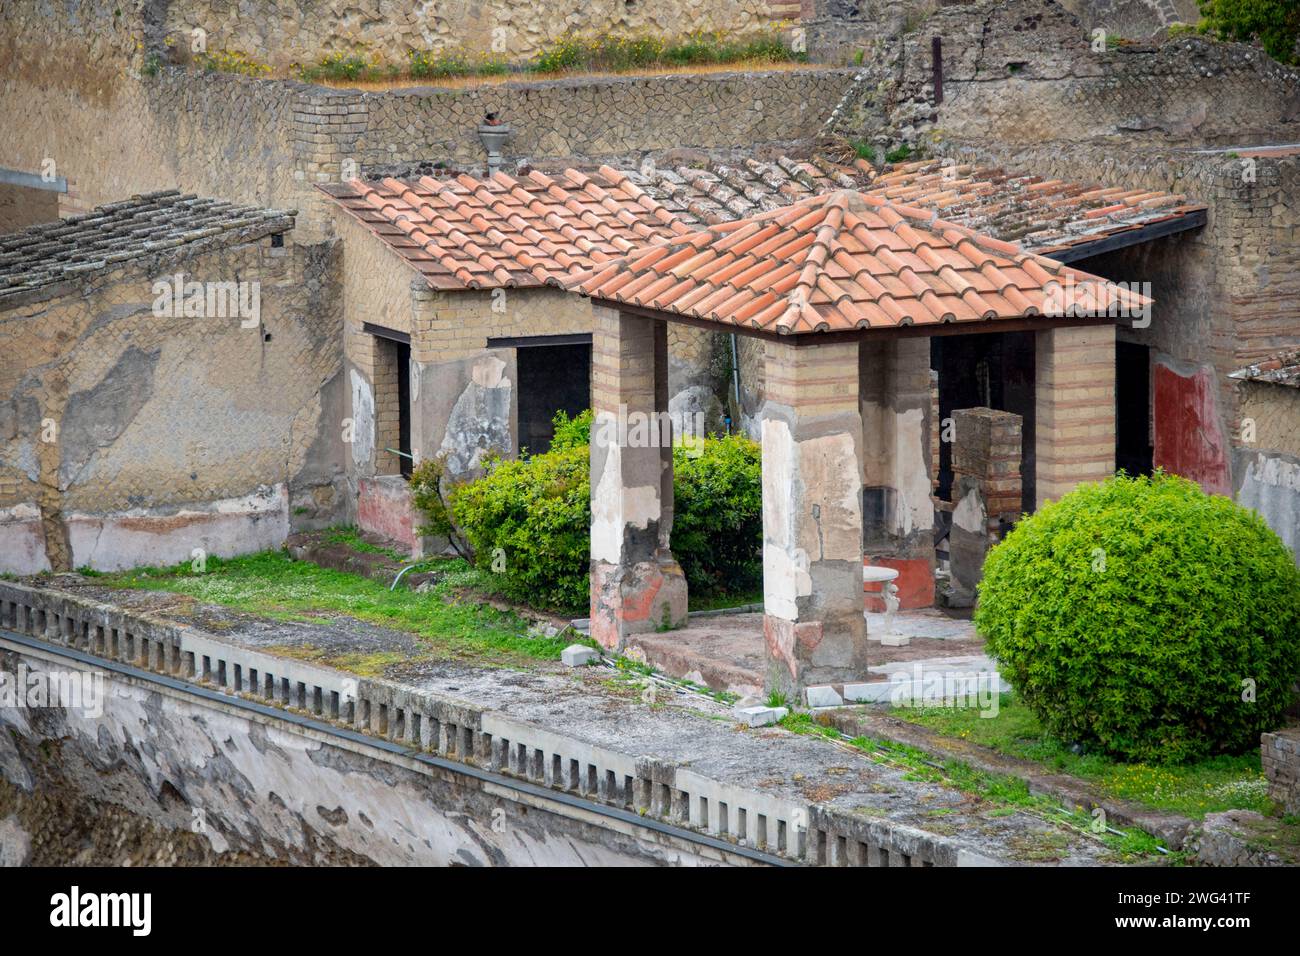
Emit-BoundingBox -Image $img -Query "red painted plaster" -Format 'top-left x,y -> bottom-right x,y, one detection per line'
1152,362 -> 1231,496
357,477 -> 416,549
864,556 -> 935,610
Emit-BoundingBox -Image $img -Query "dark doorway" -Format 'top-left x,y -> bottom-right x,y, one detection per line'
1116,340 -> 1153,477
932,331 -> 1036,513
516,342 -> 591,455
395,340 -> 412,478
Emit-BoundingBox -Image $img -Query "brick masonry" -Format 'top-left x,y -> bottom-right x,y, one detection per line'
1035,324 -> 1117,508
952,406 -> 1023,519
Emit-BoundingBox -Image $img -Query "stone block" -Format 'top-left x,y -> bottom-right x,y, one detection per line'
561,644 -> 599,667
805,685 -> 844,708
735,705 -> 788,727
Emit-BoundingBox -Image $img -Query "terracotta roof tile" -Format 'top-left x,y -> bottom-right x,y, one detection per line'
629,154 -> 1205,260
0,190 -> 294,307
318,166 -> 690,291
566,191 -> 1151,336
1229,349 -> 1300,388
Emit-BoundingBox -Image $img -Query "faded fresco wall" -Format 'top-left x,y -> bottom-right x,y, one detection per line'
1235,381 -> 1300,562
0,231 -> 347,574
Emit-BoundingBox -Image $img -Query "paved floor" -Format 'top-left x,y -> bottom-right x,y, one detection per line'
628,606 -> 991,698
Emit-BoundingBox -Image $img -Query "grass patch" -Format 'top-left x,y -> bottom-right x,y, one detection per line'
687,587 -> 762,613
777,711 -> 1168,862
264,27 -> 808,86
892,695 -> 1270,819
319,525 -> 408,562
850,140 -> 876,164
98,550 -> 579,666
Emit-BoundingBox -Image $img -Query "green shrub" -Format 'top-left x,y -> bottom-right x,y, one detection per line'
976,472 -> 1300,763
1198,0 -> 1300,64
548,408 -> 592,451
671,434 -> 763,596
438,410 -> 761,612
449,442 -> 591,611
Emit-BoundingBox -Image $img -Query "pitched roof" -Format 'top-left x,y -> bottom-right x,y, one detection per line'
628,155 -> 865,226
318,166 -> 691,291
868,159 -> 1207,261
1230,349 -> 1300,388
629,154 -> 1205,261
569,190 -> 1150,336
0,191 -> 294,308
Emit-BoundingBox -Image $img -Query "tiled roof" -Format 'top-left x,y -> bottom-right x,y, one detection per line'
629,154 -> 1205,260
569,190 -> 1149,336
868,160 -> 1207,260
318,166 -> 691,291
1230,349 -> 1300,388
0,190 -> 294,307
627,155 -> 866,227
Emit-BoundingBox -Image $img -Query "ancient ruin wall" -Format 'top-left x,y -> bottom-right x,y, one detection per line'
0,59 -> 855,242
155,0 -> 778,69
0,234 -> 347,574
826,0 -> 1300,149
0,645 -> 746,866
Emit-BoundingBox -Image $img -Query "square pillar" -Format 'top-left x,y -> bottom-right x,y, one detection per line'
1035,325 -> 1116,508
589,306 -> 688,650
762,338 -> 867,701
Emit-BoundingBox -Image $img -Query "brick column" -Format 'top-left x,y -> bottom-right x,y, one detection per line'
589,306 -> 687,650
1035,325 -> 1116,508
762,338 -> 866,701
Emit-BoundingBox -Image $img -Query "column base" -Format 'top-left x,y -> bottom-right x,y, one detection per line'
763,613 -> 868,702
590,556 -> 688,652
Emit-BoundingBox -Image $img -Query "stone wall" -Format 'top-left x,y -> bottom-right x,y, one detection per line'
0,231 -> 347,574
1057,0 -> 1200,39
0,60 -> 855,243
1235,381 -> 1300,562
0,645 -> 750,865
824,0 -> 1300,150
154,0 -> 778,70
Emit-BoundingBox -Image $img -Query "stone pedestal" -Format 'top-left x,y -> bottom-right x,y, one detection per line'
589,306 -> 687,650
761,339 -> 867,701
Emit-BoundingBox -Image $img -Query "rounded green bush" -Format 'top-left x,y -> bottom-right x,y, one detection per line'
450,442 -> 591,612
976,472 -> 1300,763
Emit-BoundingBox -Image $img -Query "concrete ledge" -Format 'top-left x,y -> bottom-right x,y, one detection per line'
824,708 -> 1194,850
0,577 -> 1037,866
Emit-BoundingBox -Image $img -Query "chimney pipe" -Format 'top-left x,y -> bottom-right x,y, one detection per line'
477,113 -> 511,175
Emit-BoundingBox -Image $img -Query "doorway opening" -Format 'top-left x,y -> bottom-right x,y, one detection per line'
932,331 -> 1036,513
1116,340 -> 1153,477
515,340 -> 592,455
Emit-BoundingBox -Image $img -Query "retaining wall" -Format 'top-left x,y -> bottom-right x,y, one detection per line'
0,579 -> 993,866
